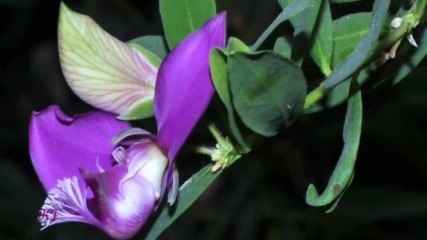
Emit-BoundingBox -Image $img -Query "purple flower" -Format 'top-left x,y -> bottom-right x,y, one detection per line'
30,13 -> 226,239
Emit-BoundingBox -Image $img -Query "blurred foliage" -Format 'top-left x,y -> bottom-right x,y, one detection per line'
1,0 -> 427,239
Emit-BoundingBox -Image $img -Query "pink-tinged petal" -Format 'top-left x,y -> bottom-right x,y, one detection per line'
29,105 -> 130,193
155,12 -> 227,160
58,3 -> 158,119
81,140 -> 167,239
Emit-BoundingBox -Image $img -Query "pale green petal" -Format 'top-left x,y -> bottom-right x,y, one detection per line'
58,2 -> 157,118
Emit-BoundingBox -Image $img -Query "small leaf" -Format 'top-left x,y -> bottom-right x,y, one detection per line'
273,37 -> 292,59
321,0 -> 390,90
210,49 -> 246,147
332,12 -> 372,67
58,3 -> 157,119
160,0 -> 216,49
279,0 -> 322,66
128,35 -> 168,60
310,0 -> 333,76
229,51 -> 307,137
226,37 -> 251,55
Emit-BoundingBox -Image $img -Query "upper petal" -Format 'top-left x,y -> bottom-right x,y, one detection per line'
58,3 -> 158,119
155,12 -> 227,160
29,105 -> 130,193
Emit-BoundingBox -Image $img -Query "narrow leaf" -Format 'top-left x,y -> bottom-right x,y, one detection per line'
210,49 -> 246,147
278,0 -> 322,66
310,0 -> 333,76
305,80 -> 363,210
229,52 -> 307,137
160,0 -> 216,49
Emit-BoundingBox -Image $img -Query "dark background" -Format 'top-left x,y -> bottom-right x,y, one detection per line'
1,0 -> 427,239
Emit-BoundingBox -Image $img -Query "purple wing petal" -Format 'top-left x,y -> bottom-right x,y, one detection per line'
155,12 -> 226,160
29,105 -> 130,192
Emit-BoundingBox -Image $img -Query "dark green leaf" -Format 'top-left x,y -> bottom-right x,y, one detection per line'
159,0 -> 216,49
128,35 -> 168,60
210,49 -> 247,147
279,0 -> 322,66
229,51 -> 307,137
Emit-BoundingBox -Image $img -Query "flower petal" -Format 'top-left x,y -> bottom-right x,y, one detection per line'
81,162 -> 156,239
29,105 -> 130,193
58,3 -> 158,119
155,12 -> 226,160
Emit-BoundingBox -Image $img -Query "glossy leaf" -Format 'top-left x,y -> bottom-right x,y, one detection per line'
228,52 -> 307,137
160,0 -> 216,49
128,35 -> 168,60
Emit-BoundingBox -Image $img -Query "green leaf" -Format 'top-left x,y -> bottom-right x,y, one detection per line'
145,164 -> 223,240
332,12 -> 372,67
210,49 -> 247,147
128,35 -> 168,60
273,37 -> 292,59
321,0 -> 390,90
226,37 -> 251,54
251,0 -> 311,50
330,0 -> 367,3
279,0 -> 322,66
310,0 -> 333,76
305,80 -> 363,211
228,51 -> 307,137
160,0 -> 216,49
